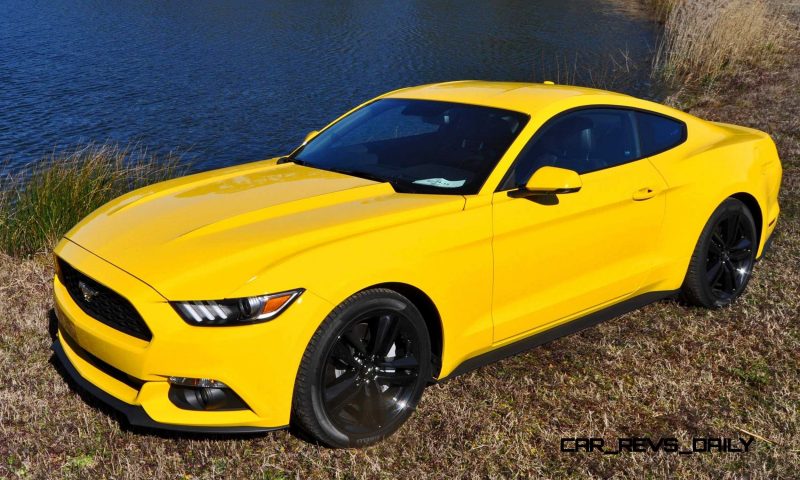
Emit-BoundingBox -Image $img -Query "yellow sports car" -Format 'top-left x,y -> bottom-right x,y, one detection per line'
52,81 -> 782,447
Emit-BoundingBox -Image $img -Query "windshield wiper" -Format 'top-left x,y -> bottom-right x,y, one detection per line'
276,156 -> 307,165
277,159 -> 401,190
326,167 -> 394,186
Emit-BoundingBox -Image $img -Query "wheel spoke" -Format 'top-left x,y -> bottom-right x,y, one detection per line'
731,237 -> 752,252
329,342 -> 359,369
324,371 -> 359,413
725,215 -> 740,244
707,260 -> 724,286
370,314 -> 400,357
342,327 -> 367,355
378,354 -> 419,370
361,382 -> 385,427
721,262 -> 735,292
712,230 -> 726,250
733,266 -> 744,289
375,370 -> 418,386
730,248 -> 752,261
708,239 -> 723,255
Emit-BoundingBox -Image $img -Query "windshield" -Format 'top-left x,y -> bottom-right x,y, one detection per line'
292,99 -> 529,194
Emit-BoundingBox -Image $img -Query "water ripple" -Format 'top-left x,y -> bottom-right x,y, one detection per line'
0,0 -> 657,172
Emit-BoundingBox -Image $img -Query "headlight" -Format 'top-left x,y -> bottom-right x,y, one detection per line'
172,289 -> 304,326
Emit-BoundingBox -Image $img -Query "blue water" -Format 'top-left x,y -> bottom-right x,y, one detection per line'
0,0 -> 658,172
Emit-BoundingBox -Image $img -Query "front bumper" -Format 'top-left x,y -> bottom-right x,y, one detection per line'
52,336 -> 276,434
52,239 -> 332,432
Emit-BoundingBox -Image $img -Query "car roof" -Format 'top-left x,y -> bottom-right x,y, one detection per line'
381,80 -> 634,115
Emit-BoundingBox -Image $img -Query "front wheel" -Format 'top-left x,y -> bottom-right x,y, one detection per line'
291,288 -> 431,448
682,198 -> 758,308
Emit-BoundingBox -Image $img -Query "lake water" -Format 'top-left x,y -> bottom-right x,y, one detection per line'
0,0 -> 658,172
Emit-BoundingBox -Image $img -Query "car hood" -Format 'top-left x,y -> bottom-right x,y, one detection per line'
64,159 -> 465,300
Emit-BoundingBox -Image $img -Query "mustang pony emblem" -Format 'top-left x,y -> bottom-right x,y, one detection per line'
77,281 -> 99,302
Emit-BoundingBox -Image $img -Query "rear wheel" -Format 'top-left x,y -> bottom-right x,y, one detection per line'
292,288 -> 431,448
682,198 -> 757,308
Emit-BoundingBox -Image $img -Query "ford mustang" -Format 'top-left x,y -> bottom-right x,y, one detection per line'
52,81 -> 782,447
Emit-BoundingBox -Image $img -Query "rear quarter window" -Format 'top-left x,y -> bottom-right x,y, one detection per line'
635,111 -> 687,157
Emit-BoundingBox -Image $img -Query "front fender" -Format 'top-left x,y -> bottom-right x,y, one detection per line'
231,198 -> 496,379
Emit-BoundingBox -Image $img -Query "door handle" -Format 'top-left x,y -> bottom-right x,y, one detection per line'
632,187 -> 657,201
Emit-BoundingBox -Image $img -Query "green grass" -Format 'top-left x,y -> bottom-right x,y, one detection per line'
0,144 -> 188,257
728,359 -> 772,388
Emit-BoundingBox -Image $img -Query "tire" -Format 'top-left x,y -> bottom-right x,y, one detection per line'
291,288 -> 431,448
681,198 -> 758,308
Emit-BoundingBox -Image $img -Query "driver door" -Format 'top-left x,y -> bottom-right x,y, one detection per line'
491,108 -> 667,342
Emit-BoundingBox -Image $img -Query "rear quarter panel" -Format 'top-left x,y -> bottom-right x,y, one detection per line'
643,118 -> 781,292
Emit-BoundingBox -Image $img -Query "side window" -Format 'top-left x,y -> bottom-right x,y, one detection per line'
504,108 -> 638,188
635,111 -> 686,157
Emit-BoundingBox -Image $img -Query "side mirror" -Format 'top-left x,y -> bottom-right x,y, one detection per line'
509,166 -> 582,198
303,130 -> 319,144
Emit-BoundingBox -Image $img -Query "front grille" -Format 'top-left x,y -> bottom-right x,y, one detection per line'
58,258 -> 153,341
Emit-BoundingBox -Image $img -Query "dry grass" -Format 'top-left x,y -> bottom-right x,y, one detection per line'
653,0 -> 792,89
531,50 -> 641,93
642,0 -> 680,22
0,144 -> 188,257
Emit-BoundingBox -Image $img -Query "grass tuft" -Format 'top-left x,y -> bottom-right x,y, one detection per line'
652,0 -> 792,89
643,0 -> 680,22
531,49 -> 642,93
0,144 -> 188,257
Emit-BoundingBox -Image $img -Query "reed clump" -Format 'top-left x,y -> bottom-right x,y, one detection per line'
532,49 -> 639,92
0,144 -> 188,257
643,0 -> 680,22
653,0 -> 791,88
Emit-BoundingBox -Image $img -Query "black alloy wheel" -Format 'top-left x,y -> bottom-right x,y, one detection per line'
292,288 -> 431,448
706,209 -> 756,301
321,310 -> 422,435
682,198 -> 758,308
